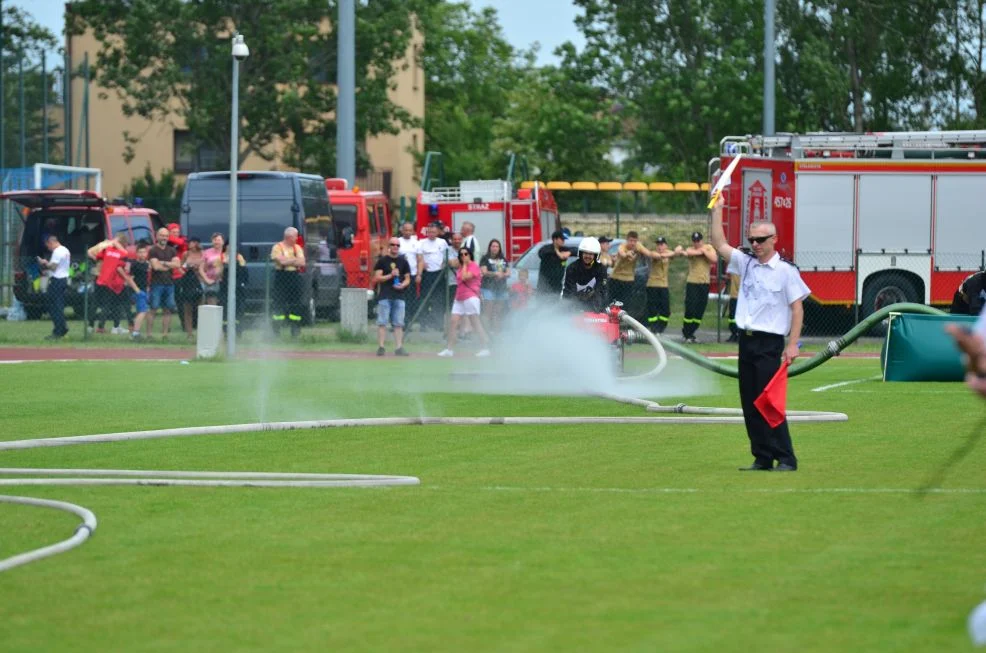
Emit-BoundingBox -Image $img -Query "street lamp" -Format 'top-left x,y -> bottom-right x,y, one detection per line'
227,33 -> 249,358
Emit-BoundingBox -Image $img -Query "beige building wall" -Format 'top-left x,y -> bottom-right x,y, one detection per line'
66,25 -> 423,205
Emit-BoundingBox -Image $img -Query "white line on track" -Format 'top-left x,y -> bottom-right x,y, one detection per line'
811,375 -> 882,392
426,485 -> 986,495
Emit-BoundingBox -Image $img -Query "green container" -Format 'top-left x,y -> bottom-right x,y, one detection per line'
881,312 -> 978,382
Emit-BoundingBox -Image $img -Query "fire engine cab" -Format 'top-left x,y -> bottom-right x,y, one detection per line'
712,130 -> 986,317
325,178 -> 393,289
416,180 -> 560,261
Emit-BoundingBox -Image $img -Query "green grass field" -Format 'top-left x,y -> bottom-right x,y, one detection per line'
0,352 -> 983,652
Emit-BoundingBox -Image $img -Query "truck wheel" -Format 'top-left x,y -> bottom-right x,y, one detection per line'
861,275 -> 919,336
25,305 -> 45,320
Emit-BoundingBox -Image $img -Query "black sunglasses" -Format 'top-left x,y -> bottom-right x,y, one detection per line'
389,242 -> 400,247
748,235 -> 774,245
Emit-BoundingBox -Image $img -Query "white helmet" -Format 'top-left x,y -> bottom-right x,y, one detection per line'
578,237 -> 601,256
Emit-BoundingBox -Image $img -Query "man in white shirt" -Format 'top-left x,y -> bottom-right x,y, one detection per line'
461,221 -> 477,259
398,222 -> 420,323
37,234 -> 71,340
710,196 -> 810,472
416,222 -> 449,330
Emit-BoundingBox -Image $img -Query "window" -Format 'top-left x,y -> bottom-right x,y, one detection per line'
300,178 -> 334,247
174,130 -> 222,173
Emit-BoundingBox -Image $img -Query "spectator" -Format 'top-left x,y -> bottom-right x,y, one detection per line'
612,231 -> 649,307
446,232 -> 467,338
36,234 -> 70,340
372,238 -> 411,356
460,221 -> 477,259
537,230 -> 570,297
201,233 -> 225,306
87,232 -> 130,334
510,268 -> 535,312
681,231 -> 718,343
398,222 -> 420,323
416,223 -> 449,331
147,227 -> 181,339
597,236 -> 614,268
270,227 -> 306,337
480,239 -> 509,332
438,246 -> 490,357
129,240 -> 152,340
220,242 -> 248,336
179,237 -> 205,339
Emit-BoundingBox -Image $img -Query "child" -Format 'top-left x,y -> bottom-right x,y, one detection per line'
510,268 -> 535,311
127,241 -> 152,340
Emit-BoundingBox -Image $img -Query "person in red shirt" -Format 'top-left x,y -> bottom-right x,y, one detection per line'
87,232 -> 132,334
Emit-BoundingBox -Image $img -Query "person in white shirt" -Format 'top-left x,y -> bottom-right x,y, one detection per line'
710,196 -> 810,472
398,222 -> 420,324
416,223 -> 449,330
37,234 -> 71,340
461,221 -> 477,259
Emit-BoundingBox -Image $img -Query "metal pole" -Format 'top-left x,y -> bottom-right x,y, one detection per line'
64,52 -> 71,171
336,0 -> 355,186
42,51 -> 47,163
83,53 -> 89,174
226,49 -> 240,357
18,55 -> 24,168
763,0 -> 776,136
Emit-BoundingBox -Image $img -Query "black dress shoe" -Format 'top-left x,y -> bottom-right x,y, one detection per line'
774,463 -> 797,472
738,464 -> 773,471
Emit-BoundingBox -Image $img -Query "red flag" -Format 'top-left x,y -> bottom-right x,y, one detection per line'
754,361 -> 789,428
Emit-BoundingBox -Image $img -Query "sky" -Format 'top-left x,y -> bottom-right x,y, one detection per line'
10,0 -> 585,67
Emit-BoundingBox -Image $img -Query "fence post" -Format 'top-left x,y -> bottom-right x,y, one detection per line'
615,194 -> 621,238
263,258 -> 271,330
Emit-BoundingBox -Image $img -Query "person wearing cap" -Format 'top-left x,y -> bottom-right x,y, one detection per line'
611,231 -> 649,307
597,236 -> 614,268
537,230 -> 571,297
710,196 -> 809,472
681,230 -> 717,343
644,236 -> 683,334
562,236 -> 609,312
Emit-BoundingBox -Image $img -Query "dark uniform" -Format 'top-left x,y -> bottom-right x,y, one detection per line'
271,240 -> 305,336
726,273 -> 740,341
537,245 -> 567,297
950,271 -> 986,315
645,238 -> 673,333
728,249 -> 810,470
682,233 -> 716,342
562,257 -> 609,312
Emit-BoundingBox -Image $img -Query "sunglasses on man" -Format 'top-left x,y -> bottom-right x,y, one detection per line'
748,235 -> 774,245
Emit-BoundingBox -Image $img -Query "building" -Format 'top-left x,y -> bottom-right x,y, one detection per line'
65,19 -> 424,205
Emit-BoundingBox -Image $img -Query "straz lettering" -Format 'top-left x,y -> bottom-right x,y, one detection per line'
467,203 -> 490,210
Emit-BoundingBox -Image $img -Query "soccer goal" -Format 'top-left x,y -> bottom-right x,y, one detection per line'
32,163 -> 102,194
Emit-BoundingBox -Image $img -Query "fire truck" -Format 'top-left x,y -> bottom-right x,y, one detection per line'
324,178 -> 392,289
712,130 -> 986,317
416,180 -> 560,261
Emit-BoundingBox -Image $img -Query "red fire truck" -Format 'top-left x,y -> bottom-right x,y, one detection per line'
711,130 -> 986,317
416,180 -> 560,261
325,178 -> 393,289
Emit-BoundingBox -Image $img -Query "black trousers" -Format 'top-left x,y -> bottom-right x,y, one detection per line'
645,286 -> 670,333
738,331 -> 797,468
47,277 -> 68,336
272,270 -> 304,334
682,282 -> 709,338
89,285 -> 125,328
610,279 -> 634,307
419,270 -> 445,329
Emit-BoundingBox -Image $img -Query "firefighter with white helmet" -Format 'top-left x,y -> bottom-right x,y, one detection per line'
562,236 -> 609,311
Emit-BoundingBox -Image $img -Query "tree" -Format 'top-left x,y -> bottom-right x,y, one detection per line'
1,5 -> 62,168
415,1 -> 524,183
67,0 -> 420,174
122,165 -> 185,220
490,43 -> 618,183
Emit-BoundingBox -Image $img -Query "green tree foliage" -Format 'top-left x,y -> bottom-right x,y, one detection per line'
122,165 -> 185,221
67,0 -> 419,174
1,6 -> 62,168
415,1 -> 522,182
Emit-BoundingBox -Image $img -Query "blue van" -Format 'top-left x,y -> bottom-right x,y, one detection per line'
180,171 -> 345,322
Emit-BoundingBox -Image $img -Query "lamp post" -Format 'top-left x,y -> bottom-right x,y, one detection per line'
227,33 -> 249,358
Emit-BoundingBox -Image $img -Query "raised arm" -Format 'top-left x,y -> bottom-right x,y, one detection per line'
709,196 -> 734,264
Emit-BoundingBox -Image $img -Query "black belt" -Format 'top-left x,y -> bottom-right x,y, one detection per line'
741,329 -> 783,338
